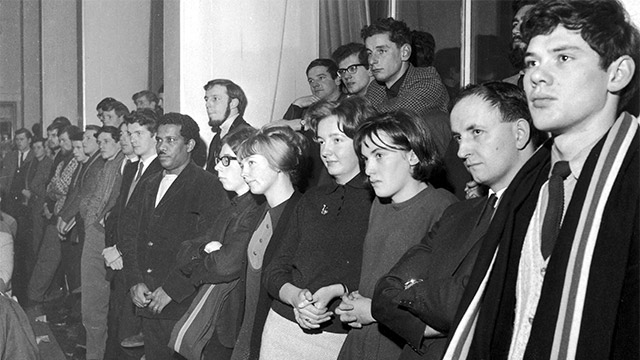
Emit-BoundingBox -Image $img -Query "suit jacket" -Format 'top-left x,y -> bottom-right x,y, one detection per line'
120,161 -> 230,320
59,152 -> 105,223
26,156 -> 54,209
106,157 -> 163,251
372,196 -> 491,359
365,64 -> 450,115
206,116 -> 251,175
4,150 -> 35,215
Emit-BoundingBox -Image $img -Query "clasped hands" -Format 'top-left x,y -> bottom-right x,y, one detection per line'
335,291 -> 375,329
130,283 -> 172,315
283,283 -> 345,330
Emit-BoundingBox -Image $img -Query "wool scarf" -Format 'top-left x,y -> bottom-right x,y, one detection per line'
445,113 -> 639,359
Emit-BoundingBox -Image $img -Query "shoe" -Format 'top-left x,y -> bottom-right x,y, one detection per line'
121,333 -> 144,348
140,356 -> 145,360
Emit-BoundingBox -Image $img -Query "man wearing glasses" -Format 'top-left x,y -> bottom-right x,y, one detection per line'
332,43 -> 373,97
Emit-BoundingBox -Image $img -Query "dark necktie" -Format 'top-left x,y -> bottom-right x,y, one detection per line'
475,193 -> 498,229
541,161 -> 572,259
126,161 -> 145,205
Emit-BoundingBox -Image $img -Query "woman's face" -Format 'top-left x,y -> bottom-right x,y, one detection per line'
240,153 -> 280,195
316,115 -> 360,184
215,144 -> 249,195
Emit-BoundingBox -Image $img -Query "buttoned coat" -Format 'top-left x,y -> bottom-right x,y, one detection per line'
121,161 -> 229,320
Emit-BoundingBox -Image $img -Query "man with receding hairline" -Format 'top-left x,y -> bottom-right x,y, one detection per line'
445,1 -> 640,358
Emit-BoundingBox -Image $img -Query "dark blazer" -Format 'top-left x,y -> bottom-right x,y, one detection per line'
120,161 -> 230,320
105,157 -> 162,250
26,156 -> 54,208
59,152 -> 105,223
206,116 -> 251,175
4,150 -> 35,214
372,196 -> 491,359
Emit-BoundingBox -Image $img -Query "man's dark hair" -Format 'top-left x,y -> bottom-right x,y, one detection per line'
512,0 -> 538,13
410,30 -> 436,67
521,0 -> 640,110
96,97 -> 116,111
15,128 -> 33,140
354,109 -> 443,183
132,90 -> 159,105
85,125 -> 102,140
158,112 -> 200,144
31,137 -> 46,147
453,81 -> 547,147
63,125 -> 83,141
361,17 -> 412,48
97,126 -> 121,143
203,79 -> 248,117
331,43 -> 369,69
47,116 -> 71,134
99,100 -> 130,117
306,59 -> 339,80
125,108 -> 160,134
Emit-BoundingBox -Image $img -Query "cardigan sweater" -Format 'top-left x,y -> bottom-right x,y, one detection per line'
264,173 -> 374,334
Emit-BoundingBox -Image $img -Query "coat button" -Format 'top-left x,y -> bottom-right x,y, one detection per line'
146,268 -> 153,274
147,241 -> 153,247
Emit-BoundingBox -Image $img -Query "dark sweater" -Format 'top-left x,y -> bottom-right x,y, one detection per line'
264,173 -> 374,333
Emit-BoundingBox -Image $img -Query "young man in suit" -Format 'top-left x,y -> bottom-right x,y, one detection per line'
444,1 -> 639,359
203,79 -> 251,175
104,109 -> 162,359
371,82 -> 545,360
121,113 -> 229,360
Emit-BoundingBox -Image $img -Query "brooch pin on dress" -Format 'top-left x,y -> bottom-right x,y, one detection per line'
320,204 -> 328,215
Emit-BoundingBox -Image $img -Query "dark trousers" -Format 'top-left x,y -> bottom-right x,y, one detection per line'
142,317 -> 186,360
105,271 -> 142,360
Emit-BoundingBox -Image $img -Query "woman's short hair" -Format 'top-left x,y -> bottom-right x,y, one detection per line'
237,125 -> 308,186
354,109 -> 443,183
306,97 -> 377,139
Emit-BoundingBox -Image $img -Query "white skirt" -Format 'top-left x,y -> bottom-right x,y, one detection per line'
260,308 -> 347,360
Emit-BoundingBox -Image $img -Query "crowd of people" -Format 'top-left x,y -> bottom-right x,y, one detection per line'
1,0 -> 638,359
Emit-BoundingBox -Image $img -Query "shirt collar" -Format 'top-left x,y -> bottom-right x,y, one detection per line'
219,114 -> 239,138
140,153 -> 157,170
550,135 -> 601,181
385,64 -> 409,98
323,172 -> 368,194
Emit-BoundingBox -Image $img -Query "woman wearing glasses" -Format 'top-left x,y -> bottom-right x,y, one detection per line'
230,125 -> 309,360
172,126 -> 265,360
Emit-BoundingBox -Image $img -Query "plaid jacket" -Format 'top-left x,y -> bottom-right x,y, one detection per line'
365,64 -> 449,114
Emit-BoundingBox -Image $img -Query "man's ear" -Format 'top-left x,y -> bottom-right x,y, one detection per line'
334,76 -> 342,86
407,150 -> 420,166
514,118 -> 531,150
229,98 -> 240,110
401,43 -> 412,61
186,138 -> 196,153
607,55 -> 635,93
